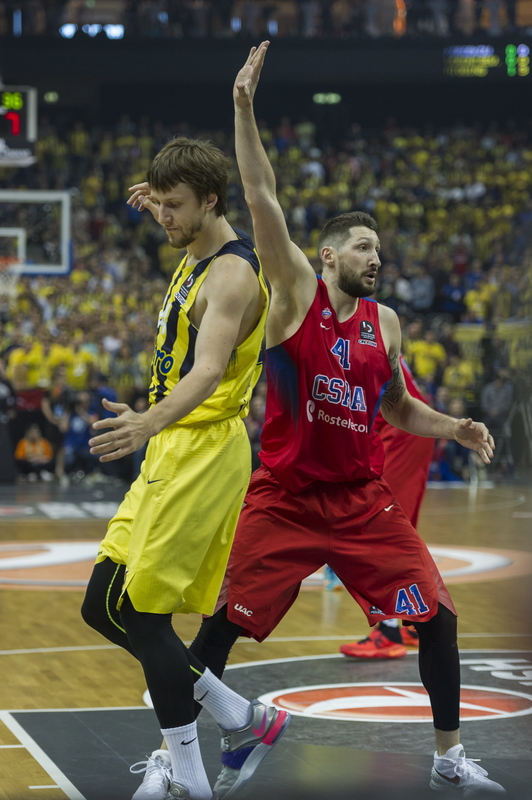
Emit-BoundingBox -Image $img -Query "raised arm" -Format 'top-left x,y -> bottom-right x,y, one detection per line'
234,43 -> 316,310
378,306 -> 494,464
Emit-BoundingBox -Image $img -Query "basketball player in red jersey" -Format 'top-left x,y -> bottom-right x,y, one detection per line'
339,356 -> 434,658
180,43 -> 506,799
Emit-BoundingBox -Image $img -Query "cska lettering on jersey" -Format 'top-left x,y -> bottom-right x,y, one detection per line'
312,375 -> 367,412
310,336 -> 368,421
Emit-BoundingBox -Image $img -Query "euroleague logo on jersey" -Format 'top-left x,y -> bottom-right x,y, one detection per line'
258,683 -> 532,723
359,320 -> 377,348
174,273 -> 196,305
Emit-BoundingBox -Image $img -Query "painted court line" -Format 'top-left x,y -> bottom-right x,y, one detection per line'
0,644 -> 119,656
29,786 -> 60,790
0,633 -> 530,657
0,711 -> 86,800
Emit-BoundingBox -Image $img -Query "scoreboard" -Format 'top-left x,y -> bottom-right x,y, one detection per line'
443,44 -> 530,78
0,86 -> 37,167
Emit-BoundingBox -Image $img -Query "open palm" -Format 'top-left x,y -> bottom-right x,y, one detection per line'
234,41 -> 270,107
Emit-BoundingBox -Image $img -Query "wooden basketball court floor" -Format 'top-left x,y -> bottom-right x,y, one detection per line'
0,474 -> 531,799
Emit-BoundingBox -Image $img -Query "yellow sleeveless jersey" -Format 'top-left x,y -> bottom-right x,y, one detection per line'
148,229 -> 268,424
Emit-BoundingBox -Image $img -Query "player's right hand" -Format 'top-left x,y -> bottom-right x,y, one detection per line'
127,182 -> 158,219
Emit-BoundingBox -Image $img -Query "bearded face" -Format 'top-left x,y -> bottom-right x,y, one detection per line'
337,256 -> 377,299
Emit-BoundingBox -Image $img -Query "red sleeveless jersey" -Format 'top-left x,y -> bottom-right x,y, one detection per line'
260,280 -> 392,493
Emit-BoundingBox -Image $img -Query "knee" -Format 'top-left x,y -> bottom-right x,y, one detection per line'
195,605 -> 243,649
415,603 -> 457,647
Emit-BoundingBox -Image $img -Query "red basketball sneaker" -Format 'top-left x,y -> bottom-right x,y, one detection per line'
400,625 -> 420,647
340,629 -> 407,659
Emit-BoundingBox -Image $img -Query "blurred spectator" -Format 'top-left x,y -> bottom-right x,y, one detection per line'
63,391 -> 99,479
5,0 -> 521,38
409,264 -> 435,314
110,343 -> 137,403
480,369 -> 514,430
408,329 -> 447,382
0,355 -> 17,483
439,274 -> 466,322
88,372 -> 118,419
14,423 -> 55,482
441,353 -> 476,403
0,355 -> 17,426
65,336 -> 96,391
133,338 -> 156,392
433,384 -> 450,414
433,397 -> 471,482
402,317 -> 424,364
40,365 -> 74,483
463,274 -> 496,323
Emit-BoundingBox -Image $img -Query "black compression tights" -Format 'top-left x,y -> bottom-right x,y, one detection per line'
83,563 -> 460,732
190,602 -> 460,732
413,603 -> 460,732
81,558 -> 208,728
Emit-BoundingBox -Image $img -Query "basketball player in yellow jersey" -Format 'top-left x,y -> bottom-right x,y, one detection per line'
81,138 -> 288,800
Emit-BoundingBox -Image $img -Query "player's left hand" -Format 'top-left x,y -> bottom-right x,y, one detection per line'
453,418 -> 495,464
89,399 -> 152,462
234,40 -> 270,108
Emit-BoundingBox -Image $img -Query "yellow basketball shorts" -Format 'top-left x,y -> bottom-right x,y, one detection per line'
96,416 -> 251,616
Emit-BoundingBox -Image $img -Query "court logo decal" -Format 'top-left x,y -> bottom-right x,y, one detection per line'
258,682 -> 532,723
0,541 -> 99,589
0,541 -> 531,591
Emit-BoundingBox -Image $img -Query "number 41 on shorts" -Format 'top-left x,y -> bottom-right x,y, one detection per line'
395,583 -> 429,615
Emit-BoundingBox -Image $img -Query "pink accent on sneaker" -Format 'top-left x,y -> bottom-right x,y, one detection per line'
251,708 -> 269,738
262,710 -> 289,746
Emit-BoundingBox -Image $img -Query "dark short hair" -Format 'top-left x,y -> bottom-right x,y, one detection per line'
317,211 -> 378,261
147,137 -> 228,216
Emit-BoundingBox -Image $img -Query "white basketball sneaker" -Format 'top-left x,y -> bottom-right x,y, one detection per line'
430,744 -> 506,795
130,749 -> 172,799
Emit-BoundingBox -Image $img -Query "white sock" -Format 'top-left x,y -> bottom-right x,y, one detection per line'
381,618 -> 399,628
193,668 -> 251,730
161,722 -> 211,800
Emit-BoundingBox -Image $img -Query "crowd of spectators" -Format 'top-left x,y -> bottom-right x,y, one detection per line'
0,110 -> 530,485
0,0 -> 528,40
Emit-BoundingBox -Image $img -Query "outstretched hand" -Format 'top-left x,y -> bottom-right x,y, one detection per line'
234,40 -> 270,108
454,418 -> 495,464
89,398 -> 153,462
127,181 -> 159,220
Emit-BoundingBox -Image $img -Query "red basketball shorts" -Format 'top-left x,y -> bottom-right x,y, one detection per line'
223,466 -> 455,642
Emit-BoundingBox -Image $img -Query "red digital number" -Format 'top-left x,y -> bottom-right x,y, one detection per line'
5,111 -> 21,135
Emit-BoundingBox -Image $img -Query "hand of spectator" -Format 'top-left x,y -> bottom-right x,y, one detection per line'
453,418 -> 495,465
88,398 -> 152,462
234,41 -> 270,109
127,182 -> 158,220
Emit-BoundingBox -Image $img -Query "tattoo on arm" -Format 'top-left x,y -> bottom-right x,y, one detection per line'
381,351 -> 406,414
